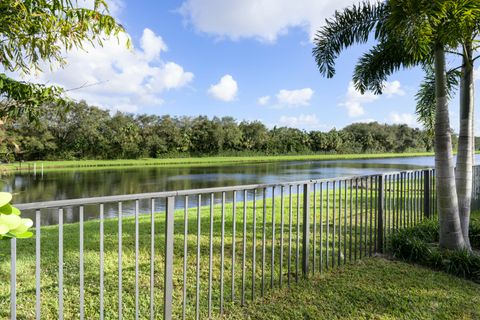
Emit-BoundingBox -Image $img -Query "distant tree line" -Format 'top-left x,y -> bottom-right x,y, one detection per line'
2,101 -> 440,162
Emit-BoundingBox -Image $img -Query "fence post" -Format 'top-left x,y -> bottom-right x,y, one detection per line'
423,170 -> 431,219
11,238 -> 16,319
164,196 -> 175,320
376,175 -> 384,253
302,183 -> 310,277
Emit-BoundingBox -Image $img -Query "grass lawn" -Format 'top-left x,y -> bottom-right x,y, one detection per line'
1,152 -> 436,172
226,257 -> 480,320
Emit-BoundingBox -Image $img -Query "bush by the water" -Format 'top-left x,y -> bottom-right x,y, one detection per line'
471,218 -> 480,249
387,218 -> 480,283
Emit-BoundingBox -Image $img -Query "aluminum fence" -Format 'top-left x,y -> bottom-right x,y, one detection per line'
472,165 -> 480,211
2,168 -> 440,319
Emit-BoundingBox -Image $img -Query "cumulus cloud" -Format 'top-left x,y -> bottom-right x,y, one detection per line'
340,81 -> 405,117
276,88 -> 314,107
179,0 -> 358,42
208,74 -> 238,101
383,80 -> 405,97
389,112 -> 419,127
279,114 -> 320,128
339,82 -> 378,117
257,95 -> 271,105
140,28 -> 168,61
79,0 -> 124,17
15,28 -> 194,112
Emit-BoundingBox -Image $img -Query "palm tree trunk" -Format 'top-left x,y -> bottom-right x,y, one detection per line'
434,45 -> 466,250
456,43 -> 474,250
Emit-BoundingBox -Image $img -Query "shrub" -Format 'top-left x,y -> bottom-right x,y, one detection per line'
409,219 -> 439,242
427,249 -> 444,270
444,250 -> 480,282
469,223 -> 480,249
389,231 -> 431,263
387,219 -> 480,283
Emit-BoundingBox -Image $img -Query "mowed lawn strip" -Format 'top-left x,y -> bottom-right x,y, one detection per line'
226,258 -> 480,320
2,152 -> 436,172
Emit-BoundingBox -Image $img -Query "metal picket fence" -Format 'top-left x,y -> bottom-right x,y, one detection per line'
2,167 -> 441,319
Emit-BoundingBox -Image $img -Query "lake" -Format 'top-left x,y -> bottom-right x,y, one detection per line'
4,155 -> 478,225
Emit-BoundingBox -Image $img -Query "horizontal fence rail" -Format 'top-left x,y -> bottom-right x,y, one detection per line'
1,166 -> 456,319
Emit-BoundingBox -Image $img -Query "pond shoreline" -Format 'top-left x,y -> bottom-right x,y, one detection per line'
2,152 -> 437,172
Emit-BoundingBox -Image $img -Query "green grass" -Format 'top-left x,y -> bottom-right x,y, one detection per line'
0,183 -> 431,319
1,152 -> 435,172
225,258 -> 480,320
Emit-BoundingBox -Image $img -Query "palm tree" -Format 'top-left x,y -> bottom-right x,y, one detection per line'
431,43 -> 465,249
312,0 -> 480,249
407,4 -> 480,249
457,43 -> 475,249
416,51 -> 475,249
356,0 -> 473,249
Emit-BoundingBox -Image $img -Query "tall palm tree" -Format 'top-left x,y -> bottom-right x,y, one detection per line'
407,5 -> 479,249
431,43 -> 465,249
370,4 -> 466,248
313,0 -> 480,249
457,43 -> 475,249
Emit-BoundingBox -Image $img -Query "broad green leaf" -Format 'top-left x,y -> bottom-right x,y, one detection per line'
0,192 -> 12,207
0,224 -> 9,235
0,213 -> 21,230
13,231 -> 33,239
10,225 -> 27,235
11,206 -> 20,215
10,218 -> 32,234
23,218 -> 33,228
0,203 -> 20,215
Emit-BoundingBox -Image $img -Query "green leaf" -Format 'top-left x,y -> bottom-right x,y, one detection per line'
9,219 -> 31,235
0,213 -> 21,230
0,203 -> 20,215
0,224 -> 9,235
0,192 -> 12,207
12,231 -> 33,239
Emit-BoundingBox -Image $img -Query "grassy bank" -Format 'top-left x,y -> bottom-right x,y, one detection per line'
2,152 -> 435,172
0,185 -> 429,319
226,258 -> 480,319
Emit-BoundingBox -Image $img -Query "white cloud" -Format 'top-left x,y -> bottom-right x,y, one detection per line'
79,0 -> 124,17
276,88 -> 314,107
279,114 -> 321,128
339,82 -> 378,117
12,28 -> 194,112
257,95 -> 271,105
208,74 -> 238,101
179,0 -> 358,42
389,112 -> 419,127
383,80 -> 405,97
339,80 -> 405,117
140,28 -> 168,61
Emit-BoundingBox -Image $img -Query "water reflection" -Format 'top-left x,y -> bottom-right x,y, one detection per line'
3,155 -> 476,225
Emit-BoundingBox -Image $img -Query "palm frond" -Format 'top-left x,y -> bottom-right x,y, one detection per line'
312,1 -> 387,78
415,65 -> 459,135
352,39 -> 425,94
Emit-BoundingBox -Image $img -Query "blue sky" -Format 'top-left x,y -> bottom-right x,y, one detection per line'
23,0 -> 474,132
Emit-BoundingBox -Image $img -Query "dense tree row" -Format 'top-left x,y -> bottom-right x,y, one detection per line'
2,101 -> 437,161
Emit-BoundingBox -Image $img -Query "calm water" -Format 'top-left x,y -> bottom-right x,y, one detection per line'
4,155 -> 478,225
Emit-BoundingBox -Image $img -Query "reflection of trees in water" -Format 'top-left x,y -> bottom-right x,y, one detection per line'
4,159 -> 434,225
